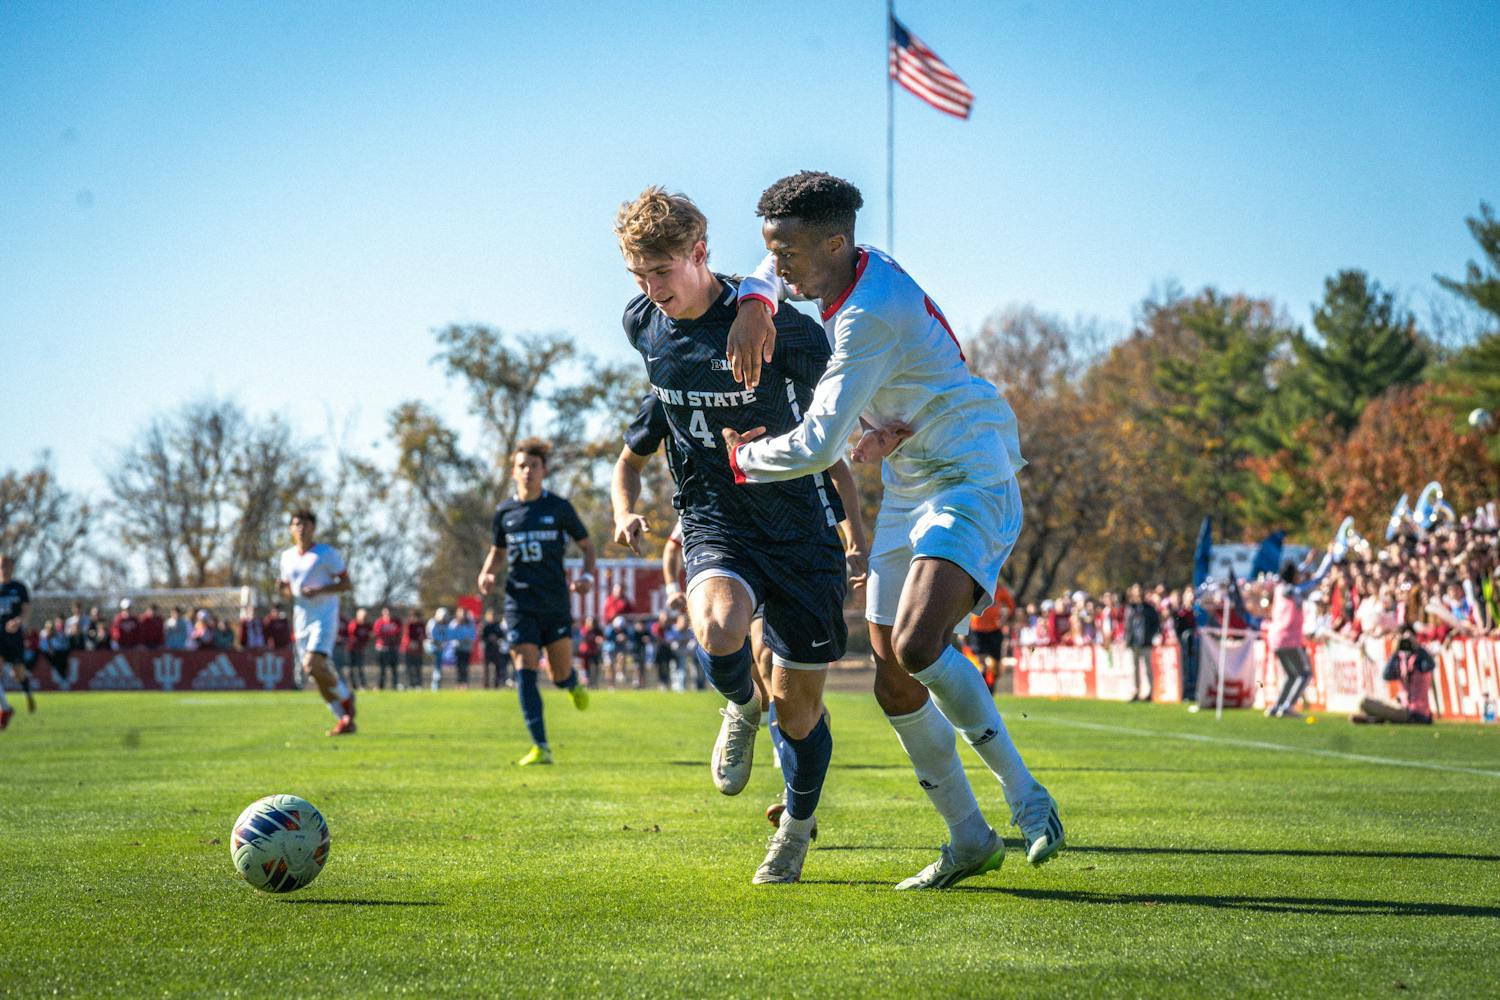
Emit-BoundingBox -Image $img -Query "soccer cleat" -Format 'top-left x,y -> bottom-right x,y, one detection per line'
0,706 -> 13,730
765,802 -> 818,841
327,714 -> 357,736
711,700 -> 760,795
895,830 -> 1005,890
517,744 -> 553,767
753,824 -> 811,884
1014,790 -> 1065,866
569,685 -> 590,711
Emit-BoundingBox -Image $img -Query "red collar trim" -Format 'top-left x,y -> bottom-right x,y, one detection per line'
820,249 -> 869,322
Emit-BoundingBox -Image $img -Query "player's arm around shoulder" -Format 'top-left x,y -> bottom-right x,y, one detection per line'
768,306 -> 834,390
726,308 -> 899,484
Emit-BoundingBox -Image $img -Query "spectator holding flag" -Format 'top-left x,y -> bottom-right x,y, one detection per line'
1265,546 -> 1335,718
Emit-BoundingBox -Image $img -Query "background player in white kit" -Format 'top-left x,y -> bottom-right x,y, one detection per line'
277,509 -> 357,735
723,171 -> 1063,889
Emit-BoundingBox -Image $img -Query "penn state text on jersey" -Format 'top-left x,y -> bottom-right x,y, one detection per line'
491,491 -> 588,618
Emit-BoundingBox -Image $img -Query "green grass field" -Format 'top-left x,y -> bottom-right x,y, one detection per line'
2,686 -> 1497,998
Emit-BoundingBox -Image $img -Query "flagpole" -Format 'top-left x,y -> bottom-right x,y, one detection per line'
886,0 -> 894,251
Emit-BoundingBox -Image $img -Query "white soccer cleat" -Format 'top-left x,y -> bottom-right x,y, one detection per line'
895,828 -> 1004,890
711,700 -> 760,795
1014,790 -> 1065,866
753,823 -> 811,884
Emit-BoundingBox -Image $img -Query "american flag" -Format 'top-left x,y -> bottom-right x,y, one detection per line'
889,16 -> 974,120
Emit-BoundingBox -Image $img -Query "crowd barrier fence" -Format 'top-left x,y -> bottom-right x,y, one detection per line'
1015,633 -> 1500,722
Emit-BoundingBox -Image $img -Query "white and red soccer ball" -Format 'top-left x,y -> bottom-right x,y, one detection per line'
231,794 -> 330,893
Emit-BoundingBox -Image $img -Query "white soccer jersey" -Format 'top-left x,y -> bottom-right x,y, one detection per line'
733,246 -> 1024,500
278,543 -> 346,635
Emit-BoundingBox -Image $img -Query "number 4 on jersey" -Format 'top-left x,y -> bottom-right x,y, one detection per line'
689,409 -> 715,448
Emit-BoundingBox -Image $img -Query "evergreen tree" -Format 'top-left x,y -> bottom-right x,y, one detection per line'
1152,290 -> 1288,538
1435,202 -> 1500,459
1289,269 -> 1426,434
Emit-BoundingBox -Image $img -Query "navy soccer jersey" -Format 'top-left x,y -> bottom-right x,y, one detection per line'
491,492 -> 588,620
621,277 -> 842,543
0,580 -> 28,627
0,578 -> 28,662
622,277 -> 849,664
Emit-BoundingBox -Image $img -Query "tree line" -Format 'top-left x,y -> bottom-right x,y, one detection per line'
3,204 -> 1497,604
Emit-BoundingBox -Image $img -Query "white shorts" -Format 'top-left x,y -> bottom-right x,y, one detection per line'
866,477 -> 1023,636
293,609 -> 338,660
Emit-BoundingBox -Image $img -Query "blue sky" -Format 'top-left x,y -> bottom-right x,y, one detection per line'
3,1 -> 1497,493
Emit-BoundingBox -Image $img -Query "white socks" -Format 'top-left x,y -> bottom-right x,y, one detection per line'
887,697 -> 990,856
780,811 -> 816,839
912,644 -> 1039,810
326,678 -> 351,718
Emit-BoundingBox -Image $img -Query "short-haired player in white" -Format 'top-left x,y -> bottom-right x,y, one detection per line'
277,509 -> 357,735
723,171 -> 1063,889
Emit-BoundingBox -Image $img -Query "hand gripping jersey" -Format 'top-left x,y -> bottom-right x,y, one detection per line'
621,277 -> 844,543
734,246 -> 1025,501
491,491 -> 588,619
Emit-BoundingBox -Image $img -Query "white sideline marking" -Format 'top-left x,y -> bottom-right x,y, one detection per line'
1035,716 -> 1500,780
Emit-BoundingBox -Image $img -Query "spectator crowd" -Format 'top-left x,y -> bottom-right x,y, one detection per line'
974,498 -> 1500,722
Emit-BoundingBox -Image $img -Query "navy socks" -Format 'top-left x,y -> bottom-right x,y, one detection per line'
780,714 -> 832,821
695,640 -> 755,706
517,668 -> 547,747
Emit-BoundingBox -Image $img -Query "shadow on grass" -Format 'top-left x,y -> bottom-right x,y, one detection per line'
1071,844 -> 1500,863
279,899 -> 443,906
965,887 -> 1500,918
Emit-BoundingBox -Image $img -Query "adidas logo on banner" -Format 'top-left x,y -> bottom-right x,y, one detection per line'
153,655 -> 184,691
192,655 -> 247,690
89,655 -> 144,690
254,653 -> 285,690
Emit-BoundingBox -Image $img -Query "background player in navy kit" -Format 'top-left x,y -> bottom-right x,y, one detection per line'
0,554 -> 33,727
611,187 -> 854,883
477,438 -> 598,767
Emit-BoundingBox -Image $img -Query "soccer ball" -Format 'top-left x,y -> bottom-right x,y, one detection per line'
231,794 -> 330,893
1469,408 -> 1494,431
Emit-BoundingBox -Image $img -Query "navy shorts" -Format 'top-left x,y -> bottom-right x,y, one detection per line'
683,531 -> 847,665
0,631 -> 24,666
506,613 -> 572,649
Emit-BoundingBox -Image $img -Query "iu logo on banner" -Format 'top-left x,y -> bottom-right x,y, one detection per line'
153,654 -> 184,691
255,653 -> 285,691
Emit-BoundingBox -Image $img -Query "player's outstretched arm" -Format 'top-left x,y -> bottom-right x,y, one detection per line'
477,545 -> 505,596
611,445 -> 652,556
